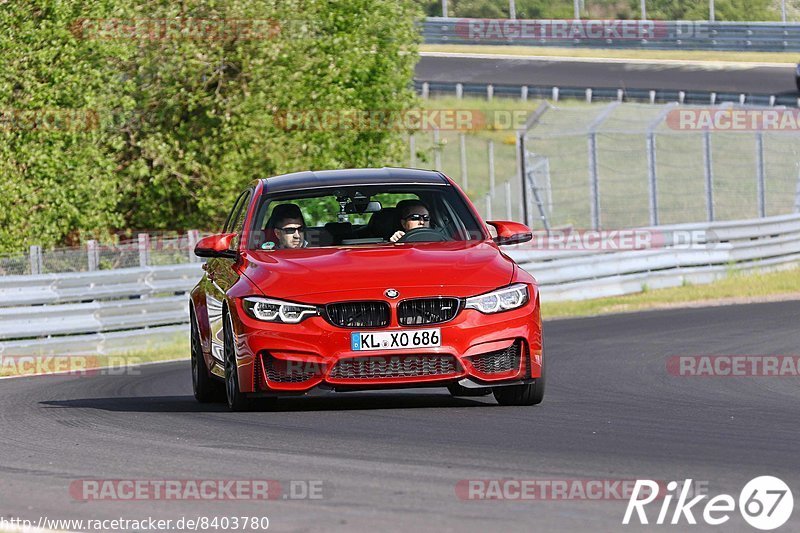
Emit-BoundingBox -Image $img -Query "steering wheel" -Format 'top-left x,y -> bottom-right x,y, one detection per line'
397,227 -> 447,243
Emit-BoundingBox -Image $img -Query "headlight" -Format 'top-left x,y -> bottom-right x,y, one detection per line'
242,296 -> 318,323
465,284 -> 529,314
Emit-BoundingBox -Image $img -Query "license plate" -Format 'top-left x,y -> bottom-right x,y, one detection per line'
351,329 -> 441,351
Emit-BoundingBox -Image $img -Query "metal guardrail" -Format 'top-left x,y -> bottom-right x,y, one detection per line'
0,214 -> 798,355
0,264 -> 199,356
415,80 -> 800,108
507,213 -> 800,300
422,18 -> 800,52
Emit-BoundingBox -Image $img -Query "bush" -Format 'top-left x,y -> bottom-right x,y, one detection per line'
0,0 -> 421,253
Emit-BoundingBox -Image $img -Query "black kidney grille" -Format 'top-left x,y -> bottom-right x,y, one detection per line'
326,301 -> 390,328
398,298 -> 460,326
469,342 -> 521,374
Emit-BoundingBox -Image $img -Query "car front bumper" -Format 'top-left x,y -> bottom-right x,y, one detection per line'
229,294 -> 543,395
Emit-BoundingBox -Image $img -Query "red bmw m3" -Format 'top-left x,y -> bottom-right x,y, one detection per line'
189,168 -> 544,410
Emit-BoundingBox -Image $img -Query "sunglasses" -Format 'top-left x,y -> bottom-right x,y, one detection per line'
403,214 -> 430,222
276,225 -> 305,235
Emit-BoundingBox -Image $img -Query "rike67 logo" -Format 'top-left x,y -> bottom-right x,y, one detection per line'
623,477 -> 794,530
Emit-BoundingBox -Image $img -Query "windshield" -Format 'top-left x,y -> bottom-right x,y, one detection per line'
247,184 -> 486,250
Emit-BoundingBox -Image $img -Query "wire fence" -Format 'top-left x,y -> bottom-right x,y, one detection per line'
407,129 -> 524,223
519,101 -> 800,230
0,232 -> 203,276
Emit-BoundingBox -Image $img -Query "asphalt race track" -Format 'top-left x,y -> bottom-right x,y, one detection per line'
1,301 -> 799,532
416,54 -> 798,95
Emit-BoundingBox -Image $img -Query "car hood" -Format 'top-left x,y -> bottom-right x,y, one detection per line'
239,241 -> 515,302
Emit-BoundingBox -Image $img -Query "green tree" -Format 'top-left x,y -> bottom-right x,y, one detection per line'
0,0 -> 130,251
0,0 -> 421,253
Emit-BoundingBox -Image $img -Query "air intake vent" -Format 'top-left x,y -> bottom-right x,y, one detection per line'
329,354 -> 460,380
469,342 -> 521,374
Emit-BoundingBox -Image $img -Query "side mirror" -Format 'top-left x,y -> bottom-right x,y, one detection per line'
487,221 -> 532,246
194,233 -> 238,258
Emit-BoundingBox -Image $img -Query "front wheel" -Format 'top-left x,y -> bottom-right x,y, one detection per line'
224,312 -> 252,412
493,354 -> 545,406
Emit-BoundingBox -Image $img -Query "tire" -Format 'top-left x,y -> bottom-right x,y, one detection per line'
493,353 -> 545,406
191,311 -> 223,403
447,383 -> 492,397
223,311 -> 252,412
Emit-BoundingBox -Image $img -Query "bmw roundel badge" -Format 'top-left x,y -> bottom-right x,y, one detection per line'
384,288 -> 399,299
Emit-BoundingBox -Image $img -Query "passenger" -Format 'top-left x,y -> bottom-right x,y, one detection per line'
266,203 -> 307,249
390,199 -> 431,243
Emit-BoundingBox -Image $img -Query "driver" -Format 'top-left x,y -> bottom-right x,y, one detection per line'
266,203 -> 308,249
390,199 -> 431,243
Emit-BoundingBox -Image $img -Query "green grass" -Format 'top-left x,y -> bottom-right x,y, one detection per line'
0,338 -> 188,378
542,264 -> 800,319
421,44 -> 798,64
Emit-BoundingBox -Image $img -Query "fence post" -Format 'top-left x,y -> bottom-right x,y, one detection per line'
187,230 -> 200,263
755,133 -> 766,217
138,233 -> 150,267
409,133 -> 416,167
87,240 -> 99,271
521,86 -> 528,101
459,133 -> 468,191
588,132 -> 600,230
433,128 -> 442,170
456,83 -> 463,99
488,140 -> 496,195
795,165 -> 800,214
421,82 -> 429,100
505,180 -> 513,220
485,194 -> 493,220
487,84 -> 494,101
509,0 -> 516,19
29,245 -> 42,275
517,133 -> 529,227
646,132 -> 659,226
703,131 -> 714,221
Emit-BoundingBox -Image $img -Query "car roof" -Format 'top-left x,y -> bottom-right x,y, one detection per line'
260,167 -> 449,193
